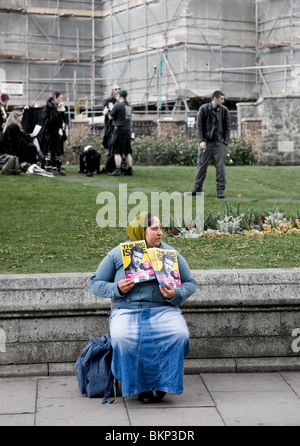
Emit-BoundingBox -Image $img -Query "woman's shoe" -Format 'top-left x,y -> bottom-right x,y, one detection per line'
138,390 -> 166,404
138,391 -> 154,404
155,391 -> 166,401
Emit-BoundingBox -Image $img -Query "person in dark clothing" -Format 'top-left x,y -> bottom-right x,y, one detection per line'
21,106 -> 43,134
101,85 -> 121,174
0,94 -> 9,154
3,110 -> 42,165
190,90 -> 231,199
39,92 -> 66,175
103,85 -> 120,149
108,90 -> 133,176
0,94 -> 9,131
78,145 -> 101,177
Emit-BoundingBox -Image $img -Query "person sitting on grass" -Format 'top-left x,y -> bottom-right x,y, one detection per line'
3,110 -> 43,165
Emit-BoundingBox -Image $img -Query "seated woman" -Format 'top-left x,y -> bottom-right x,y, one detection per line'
90,212 -> 196,403
3,110 -> 43,165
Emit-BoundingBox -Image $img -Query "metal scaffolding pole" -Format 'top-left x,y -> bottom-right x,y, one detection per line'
254,0 -> 298,96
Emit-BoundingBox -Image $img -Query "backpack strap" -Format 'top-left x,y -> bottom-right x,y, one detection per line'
101,378 -> 117,405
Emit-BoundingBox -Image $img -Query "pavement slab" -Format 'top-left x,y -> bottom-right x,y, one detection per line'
0,373 -> 300,426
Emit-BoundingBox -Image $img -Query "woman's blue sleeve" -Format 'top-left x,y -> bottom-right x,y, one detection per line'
90,251 -> 123,300
168,253 -> 196,307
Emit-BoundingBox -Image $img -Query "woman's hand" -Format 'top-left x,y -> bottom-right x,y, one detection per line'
159,283 -> 175,300
118,278 -> 135,294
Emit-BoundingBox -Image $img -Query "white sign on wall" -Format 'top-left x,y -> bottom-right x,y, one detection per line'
187,117 -> 195,128
1,81 -> 23,96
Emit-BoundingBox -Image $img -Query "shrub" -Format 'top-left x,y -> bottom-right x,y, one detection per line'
132,135 -> 198,166
65,134 -> 107,158
65,133 -> 259,167
226,138 -> 259,166
133,135 -> 259,166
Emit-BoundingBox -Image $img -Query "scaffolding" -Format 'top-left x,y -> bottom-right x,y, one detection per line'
0,0 -> 300,114
99,0 -> 257,108
220,0 -> 300,97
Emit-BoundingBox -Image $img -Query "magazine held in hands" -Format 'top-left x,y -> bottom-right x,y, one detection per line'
120,241 -> 156,283
147,247 -> 182,290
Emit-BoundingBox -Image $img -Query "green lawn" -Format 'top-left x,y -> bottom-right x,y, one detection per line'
0,165 -> 299,274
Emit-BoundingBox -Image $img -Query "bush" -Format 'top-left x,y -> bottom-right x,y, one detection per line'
132,134 -> 198,166
65,134 -> 107,158
226,138 -> 259,166
133,135 -> 259,166
65,133 -> 259,167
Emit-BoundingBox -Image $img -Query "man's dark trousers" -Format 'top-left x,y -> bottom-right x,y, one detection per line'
193,141 -> 227,193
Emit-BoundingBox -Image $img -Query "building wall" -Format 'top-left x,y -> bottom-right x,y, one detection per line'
241,119 -> 263,160
238,97 -> 300,165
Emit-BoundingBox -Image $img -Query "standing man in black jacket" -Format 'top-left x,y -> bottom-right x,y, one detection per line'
190,90 -> 231,199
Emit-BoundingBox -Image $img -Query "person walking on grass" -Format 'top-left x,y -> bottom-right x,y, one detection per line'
190,90 -> 231,199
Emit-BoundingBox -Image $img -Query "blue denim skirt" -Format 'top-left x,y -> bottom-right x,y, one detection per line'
109,306 -> 190,397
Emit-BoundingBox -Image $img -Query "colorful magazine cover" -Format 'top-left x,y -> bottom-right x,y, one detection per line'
147,248 -> 182,290
120,240 -> 156,283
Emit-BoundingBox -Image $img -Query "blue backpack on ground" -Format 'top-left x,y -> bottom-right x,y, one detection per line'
76,333 -> 116,404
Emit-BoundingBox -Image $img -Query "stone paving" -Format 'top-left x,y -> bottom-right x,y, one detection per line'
1,373 -> 300,427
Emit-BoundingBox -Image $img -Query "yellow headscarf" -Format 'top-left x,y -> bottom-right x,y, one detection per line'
126,212 -> 148,242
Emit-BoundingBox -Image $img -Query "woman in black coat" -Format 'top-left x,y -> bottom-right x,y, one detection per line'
39,91 -> 66,174
3,110 -> 41,165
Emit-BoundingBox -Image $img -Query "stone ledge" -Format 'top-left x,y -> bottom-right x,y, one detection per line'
2,357 -> 300,378
0,268 -> 299,314
0,269 -> 300,376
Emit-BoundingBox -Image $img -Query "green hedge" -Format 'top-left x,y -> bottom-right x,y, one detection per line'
65,134 -> 259,166
132,135 -> 198,166
132,135 -> 259,166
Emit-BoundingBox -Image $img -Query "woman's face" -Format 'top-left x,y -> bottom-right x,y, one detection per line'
16,112 -> 23,123
145,216 -> 163,247
54,95 -> 63,107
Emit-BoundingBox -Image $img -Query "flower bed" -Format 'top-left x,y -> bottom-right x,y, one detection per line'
165,209 -> 300,239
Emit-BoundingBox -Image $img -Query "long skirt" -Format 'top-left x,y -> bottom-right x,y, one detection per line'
109,306 -> 190,397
